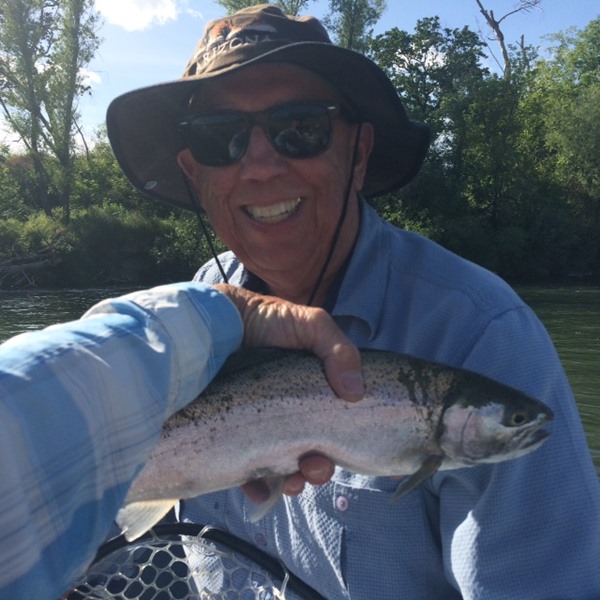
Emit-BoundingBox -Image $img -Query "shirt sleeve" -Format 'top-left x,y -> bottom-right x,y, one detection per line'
0,282 -> 243,598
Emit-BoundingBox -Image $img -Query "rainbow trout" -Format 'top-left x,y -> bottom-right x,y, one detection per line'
117,349 -> 553,541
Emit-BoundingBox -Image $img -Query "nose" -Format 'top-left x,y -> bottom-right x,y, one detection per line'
239,125 -> 288,180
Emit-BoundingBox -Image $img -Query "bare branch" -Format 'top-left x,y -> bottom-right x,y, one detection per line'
474,0 -> 543,79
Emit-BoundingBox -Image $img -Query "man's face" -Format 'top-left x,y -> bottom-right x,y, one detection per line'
178,63 -> 373,302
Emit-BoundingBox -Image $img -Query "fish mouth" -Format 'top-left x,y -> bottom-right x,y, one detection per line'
245,198 -> 302,224
522,408 -> 553,444
521,427 -> 551,450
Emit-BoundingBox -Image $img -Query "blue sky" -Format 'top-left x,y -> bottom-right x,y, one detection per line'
17,1 -> 600,142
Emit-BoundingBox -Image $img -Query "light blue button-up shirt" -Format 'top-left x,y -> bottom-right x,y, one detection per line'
192,201 -> 600,598
0,283 -> 243,598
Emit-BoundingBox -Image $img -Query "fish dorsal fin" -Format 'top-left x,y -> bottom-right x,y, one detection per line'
247,476 -> 286,523
117,499 -> 178,541
391,455 -> 444,501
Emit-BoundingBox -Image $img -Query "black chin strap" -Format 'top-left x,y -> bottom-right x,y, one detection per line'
181,173 -> 230,283
305,122 -> 363,307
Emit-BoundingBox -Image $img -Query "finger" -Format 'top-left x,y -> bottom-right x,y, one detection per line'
244,454 -> 336,502
297,454 -> 335,485
282,472 -> 306,496
282,455 -> 335,496
214,285 -> 364,402
241,474 -> 306,501
307,311 -> 364,402
321,341 -> 364,403
240,479 -> 271,504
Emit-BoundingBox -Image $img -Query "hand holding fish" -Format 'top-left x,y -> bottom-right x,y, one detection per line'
215,284 -> 364,402
214,284 -> 364,499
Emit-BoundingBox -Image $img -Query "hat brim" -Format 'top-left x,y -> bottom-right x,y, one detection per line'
106,42 -> 430,211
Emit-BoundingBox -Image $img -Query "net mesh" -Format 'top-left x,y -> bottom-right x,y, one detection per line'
65,524 -> 321,600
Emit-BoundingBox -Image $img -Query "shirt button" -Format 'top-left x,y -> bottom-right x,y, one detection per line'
254,532 -> 267,546
335,495 -> 349,512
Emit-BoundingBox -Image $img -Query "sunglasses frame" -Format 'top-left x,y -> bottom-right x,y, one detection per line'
178,101 -> 341,167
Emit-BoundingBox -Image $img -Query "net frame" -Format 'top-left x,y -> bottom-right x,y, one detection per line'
65,523 -> 326,600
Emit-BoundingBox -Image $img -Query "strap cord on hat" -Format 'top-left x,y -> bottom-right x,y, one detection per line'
306,122 -> 363,307
180,172 -> 230,284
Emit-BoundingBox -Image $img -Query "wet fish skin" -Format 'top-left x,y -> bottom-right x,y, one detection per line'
117,349 -> 553,541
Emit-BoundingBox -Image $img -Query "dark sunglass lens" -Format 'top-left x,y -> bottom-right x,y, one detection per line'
268,104 -> 332,158
187,113 -> 248,166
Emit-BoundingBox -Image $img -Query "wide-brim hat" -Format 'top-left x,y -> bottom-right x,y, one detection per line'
106,4 -> 430,211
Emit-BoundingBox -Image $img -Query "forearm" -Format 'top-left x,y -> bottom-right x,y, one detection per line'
0,283 -> 242,598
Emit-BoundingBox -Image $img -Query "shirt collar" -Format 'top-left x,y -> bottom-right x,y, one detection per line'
328,198 -> 388,339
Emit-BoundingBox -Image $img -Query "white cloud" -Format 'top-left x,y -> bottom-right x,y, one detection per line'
80,67 -> 102,87
95,0 -> 200,32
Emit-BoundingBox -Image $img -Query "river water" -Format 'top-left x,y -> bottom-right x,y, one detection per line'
1,285 -> 599,471
517,286 -> 600,471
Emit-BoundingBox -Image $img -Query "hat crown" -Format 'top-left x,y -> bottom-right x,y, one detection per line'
184,4 -> 331,78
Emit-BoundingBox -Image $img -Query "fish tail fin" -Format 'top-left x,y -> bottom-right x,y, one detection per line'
117,499 -> 178,541
247,476 -> 286,523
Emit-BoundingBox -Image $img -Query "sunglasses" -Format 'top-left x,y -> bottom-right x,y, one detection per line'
178,102 -> 340,167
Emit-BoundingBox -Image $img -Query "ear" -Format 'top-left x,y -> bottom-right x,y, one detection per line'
177,149 -> 198,179
352,122 -> 374,192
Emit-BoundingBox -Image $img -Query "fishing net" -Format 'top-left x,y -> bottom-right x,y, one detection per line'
65,523 -> 324,600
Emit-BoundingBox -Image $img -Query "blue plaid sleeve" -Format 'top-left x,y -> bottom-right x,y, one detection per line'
0,282 -> 242,598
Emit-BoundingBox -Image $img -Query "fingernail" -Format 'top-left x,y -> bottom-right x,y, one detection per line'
301,458 -> 334,483
342,371 -> 364,400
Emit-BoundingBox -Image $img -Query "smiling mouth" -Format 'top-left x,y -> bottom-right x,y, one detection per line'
245,198 -> 302,224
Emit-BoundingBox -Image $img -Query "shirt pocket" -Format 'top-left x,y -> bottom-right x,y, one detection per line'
330,473 -> 458,599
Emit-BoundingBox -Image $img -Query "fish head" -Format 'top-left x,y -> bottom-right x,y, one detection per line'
438,375 -> 554,466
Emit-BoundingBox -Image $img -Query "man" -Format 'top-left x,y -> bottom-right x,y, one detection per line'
106,5 -> 600,598
0,282 -> 363,598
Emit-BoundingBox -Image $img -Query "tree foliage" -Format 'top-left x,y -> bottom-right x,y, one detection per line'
214,0 -> 314,16
1,7 -> 599,286
0,0 -> 101,221
322,0 -> 386,51
370,15 -> 599,280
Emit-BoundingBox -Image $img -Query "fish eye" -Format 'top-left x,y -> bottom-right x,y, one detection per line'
508,410 -> 529,427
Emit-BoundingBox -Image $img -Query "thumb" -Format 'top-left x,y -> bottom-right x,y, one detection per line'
214,284 -> 364,402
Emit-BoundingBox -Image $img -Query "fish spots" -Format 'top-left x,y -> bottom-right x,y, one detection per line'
393,359 -> 454,434
396,360 -> 456,407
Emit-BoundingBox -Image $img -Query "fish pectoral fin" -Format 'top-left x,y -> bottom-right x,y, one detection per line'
391,455 -> 444,501
117,499 -> 178,542
247,476 -> 286,523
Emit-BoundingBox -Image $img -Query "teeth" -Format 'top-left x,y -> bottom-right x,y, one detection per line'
246,198 -> 301,224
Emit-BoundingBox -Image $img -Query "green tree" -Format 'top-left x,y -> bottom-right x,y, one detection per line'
0,0 -> 101,222
368,16 -> 572,279
530,18 -> 600,275
0,147 -> 28,220
323,0 -> 386,51
215,0 -> 313,16
369,18 -> 488,223
369,17 -> 486,128
70,127 -> 149,212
